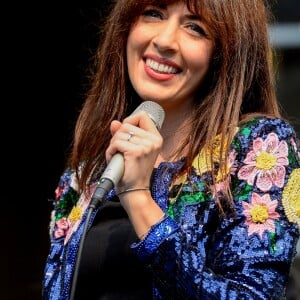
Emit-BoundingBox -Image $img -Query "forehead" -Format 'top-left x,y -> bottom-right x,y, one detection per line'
133,0 -> 205,16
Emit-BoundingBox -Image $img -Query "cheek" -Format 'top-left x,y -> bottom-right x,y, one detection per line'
127,27 -> 152,75
127,30 -> 142,65
185,43 -> 213,75
127,25 -> 150,52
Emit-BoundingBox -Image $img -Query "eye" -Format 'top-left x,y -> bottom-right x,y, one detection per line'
142,8 -> 164,20
186,22 -> 208,37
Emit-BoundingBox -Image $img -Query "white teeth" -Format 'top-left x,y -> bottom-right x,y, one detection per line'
146,58 -> 177,74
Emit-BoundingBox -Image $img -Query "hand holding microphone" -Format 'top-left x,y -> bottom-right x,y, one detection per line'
89,101 -> 165,209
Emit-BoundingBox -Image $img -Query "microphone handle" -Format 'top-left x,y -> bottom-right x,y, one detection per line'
100,152 -> 125,185
89,153 -> 124,209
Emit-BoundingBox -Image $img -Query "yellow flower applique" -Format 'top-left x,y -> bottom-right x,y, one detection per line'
69,205 -> 83,223
282,168 -> 300,230
192,133 -> 230,177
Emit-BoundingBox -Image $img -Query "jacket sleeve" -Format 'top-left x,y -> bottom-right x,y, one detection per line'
42,168 -> 80,299
132,117 -> 300,299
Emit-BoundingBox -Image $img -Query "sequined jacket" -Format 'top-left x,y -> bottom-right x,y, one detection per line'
43,117 -> 300,299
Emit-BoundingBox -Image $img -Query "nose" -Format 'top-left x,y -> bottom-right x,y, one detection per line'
152,20 -> 179,53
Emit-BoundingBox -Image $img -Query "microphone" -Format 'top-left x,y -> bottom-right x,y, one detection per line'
89,101 -> 165,209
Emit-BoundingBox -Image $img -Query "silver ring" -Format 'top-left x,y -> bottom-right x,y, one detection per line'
126,131 -> 134,141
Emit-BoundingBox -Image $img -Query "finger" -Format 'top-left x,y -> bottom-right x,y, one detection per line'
106,128 -> 162,162
105,129 -> 139,162
110,120 -> 122,136
116,123 -> 163,149
122,131 -> 162,152
123,111 -> 159,133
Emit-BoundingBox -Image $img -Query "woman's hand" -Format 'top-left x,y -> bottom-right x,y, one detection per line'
105,110 -> 163,193
105,111 -> 164,238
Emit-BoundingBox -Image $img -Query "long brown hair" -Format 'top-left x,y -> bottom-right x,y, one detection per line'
69,0 -> 280,200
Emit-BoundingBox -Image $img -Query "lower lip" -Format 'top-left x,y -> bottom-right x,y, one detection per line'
144,64 -> 177,81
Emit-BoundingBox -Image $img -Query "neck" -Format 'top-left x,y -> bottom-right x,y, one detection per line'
155,104 -> 193,166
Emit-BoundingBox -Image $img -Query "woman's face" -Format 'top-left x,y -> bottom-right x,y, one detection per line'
126,2 -> 213,110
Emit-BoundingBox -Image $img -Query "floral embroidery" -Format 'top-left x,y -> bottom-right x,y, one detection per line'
54,217 -> 70,239
213,149 -> 237,195
63,183 -> 97,245
168,170 -> 208,220
216,149 -> 237,181
53,169 -> 80,223
169,135 -> 228,205
242,192 -> 280,238
69,205 -> 83,223
238,132 -> 289,192
55,171 -> 77,199
169,168 -> 189,204
55,187 -> 79,221
52,170 -> 94,242
193,133 -> 234,176
168,138 -> 238,214
291,138 -> 300,160
282,168 -> 300,231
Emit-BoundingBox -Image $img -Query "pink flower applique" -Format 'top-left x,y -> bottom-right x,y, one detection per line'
228,149 -> 238,174
55,186 -> 64,199
290,138 -> 300,159
238,132 -> 288,191
242,192 -> 280,238
54,217 -> 70,239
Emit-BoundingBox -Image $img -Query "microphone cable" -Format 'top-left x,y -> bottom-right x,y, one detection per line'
69,178 -> 114,300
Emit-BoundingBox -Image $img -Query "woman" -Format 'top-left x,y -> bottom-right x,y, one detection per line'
43,1 -> 300,299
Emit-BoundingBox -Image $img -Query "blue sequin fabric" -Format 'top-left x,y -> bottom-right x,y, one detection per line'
43,117 -> 300,299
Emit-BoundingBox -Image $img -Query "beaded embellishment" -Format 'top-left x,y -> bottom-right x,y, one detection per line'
282,168 -> 300,230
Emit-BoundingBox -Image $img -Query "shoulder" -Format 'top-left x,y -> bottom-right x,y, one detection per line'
53,168 -> 80,219
48,168 -> 81,240
230,116 -> 300,176
55,168 -> 79,197
236,116 -> 297,140
230,116 -> 300,230
231,116 -> 300,160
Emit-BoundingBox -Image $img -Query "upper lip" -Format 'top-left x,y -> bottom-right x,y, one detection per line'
144,54 -> 181,70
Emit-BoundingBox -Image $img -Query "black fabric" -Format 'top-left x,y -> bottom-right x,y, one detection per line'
75,198 -> 153,300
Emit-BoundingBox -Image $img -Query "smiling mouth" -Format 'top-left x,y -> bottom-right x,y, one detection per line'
145,58 -> 179,74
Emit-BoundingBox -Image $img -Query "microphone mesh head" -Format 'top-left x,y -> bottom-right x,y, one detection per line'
132,101 -> 165,129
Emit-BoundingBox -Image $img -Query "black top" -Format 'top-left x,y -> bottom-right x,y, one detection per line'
75,197 -> 153,300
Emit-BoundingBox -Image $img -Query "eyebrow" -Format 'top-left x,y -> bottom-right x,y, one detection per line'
149,4 -> 202,22
185,14 -> 201,21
